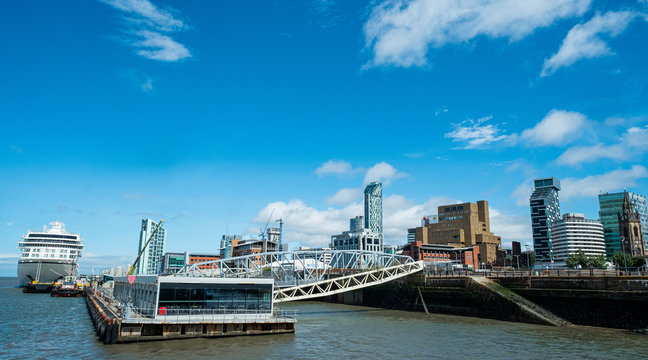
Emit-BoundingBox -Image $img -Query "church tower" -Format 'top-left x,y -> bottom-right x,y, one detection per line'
618,191 -> 645,257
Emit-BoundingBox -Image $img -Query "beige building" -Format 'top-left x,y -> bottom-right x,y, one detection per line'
414,200 -> 502,265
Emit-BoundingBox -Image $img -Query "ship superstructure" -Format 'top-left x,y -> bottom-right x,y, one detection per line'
17,221 -> 83,285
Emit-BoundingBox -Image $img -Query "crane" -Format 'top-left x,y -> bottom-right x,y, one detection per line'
127,219 -> 164,276
259,208 -> 275,240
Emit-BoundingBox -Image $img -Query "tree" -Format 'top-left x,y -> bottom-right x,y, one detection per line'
612,252 -> 632,269
612,253 -> 646,270
589,254 -> 607,269
631,256 -> 646,269
566,251 -> 589,269
566,251 -> 607,269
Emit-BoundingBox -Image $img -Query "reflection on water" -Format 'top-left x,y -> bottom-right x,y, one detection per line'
0,277 -> 645,360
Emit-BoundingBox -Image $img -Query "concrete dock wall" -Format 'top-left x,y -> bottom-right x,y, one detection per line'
322,274 -> 648,329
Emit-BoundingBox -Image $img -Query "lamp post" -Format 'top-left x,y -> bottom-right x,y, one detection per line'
525,244 -> 532,275
620,236 -> 628,275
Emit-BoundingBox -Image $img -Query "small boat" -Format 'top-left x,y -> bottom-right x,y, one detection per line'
51,278 -> 84,297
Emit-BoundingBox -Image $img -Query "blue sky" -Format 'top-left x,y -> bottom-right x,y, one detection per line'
1,0 -> 648,275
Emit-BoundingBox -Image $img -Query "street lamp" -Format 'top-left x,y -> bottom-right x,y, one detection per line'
620,236 -> 628,275
525,244 -> 532,274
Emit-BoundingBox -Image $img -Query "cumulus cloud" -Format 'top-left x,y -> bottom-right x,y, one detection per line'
561,165 -> 648,200
489,208 -> 532,248
363,0 -> 590,68
315,160 -> 356,177
557,126 -> 648,166
252,195 -> 456,247
444,116 -> 510,149
511,178 -> 535,206
542,11 -> 638,76
520,109 -> 588,146
363,162 -> 408,185
101,0 -> 191,62
327,188 -> 362,205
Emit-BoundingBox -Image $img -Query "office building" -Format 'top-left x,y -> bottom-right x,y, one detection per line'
599,191 -> 648,257
161,252 -> 186,274
187,253 -> 221,269
136,219 -> 166,274
364,181 -> 383,233
402,242 -> 480,269
530,177 -> 561,264
350,216 -> 364,232
413,201 -> 502,265
550,213 -> 606,267
220,234 -> 242,259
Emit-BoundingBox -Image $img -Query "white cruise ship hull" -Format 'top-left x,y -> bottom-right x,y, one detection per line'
17,260 -> 76,286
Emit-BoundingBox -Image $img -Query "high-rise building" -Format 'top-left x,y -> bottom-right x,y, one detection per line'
550,213 -> 606,267
220,234 -> 242,259
350,216 -> 364,232
413,201 -> 502,264
332,182 -> 383,265
136,219 -> 166,274
364,181 -> 383,234
599,191 -> 647,257
529,177 -> 561,265
618,193 -> 645,257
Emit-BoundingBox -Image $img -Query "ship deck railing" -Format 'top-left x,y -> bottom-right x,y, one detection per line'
92,286 -> 297,324
120,307 -> 297,324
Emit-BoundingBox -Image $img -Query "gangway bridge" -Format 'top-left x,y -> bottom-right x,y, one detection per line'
176,250 -> 424,303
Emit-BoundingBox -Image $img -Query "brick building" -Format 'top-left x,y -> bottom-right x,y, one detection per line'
411,200 -> 502,265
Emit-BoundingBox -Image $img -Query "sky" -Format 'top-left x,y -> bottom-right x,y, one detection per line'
1,0 -> 648,276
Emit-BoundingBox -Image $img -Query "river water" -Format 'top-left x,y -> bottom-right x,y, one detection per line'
1,277 -> 646,359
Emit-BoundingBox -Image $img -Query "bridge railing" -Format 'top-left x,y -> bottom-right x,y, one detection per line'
425,268 -> 648,278
176,250 -> 416,287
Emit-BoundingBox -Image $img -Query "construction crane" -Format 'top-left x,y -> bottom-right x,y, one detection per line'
127,219 -> 164,276
259,208 -> 275,240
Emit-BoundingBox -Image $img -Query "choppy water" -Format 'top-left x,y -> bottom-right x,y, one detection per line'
1,277 -> 646,359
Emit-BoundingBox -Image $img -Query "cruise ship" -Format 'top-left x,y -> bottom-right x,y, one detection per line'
17,221 -> 83,286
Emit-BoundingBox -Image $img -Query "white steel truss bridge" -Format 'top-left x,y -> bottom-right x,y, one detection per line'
176,250 -> 424,302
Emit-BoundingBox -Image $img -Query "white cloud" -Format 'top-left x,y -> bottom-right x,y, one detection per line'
6,221 -> 14,227
364,0 -> 590,68
363,162 -> 408,185
133,30 -> 191,62
557,126 -> 648,166
100,0 -> 186,31
315,160 -> 355,177
512,178 -> 534,206
101,0 -> 191,62
520,109 -> 588,146
252,195 -> 455,247
561,165 -> 648,200
542,11 -> 638,76
444,116 -> 510,149
327,188 -> 362,205
490,208 -> 532,248
253,200 -> 362,247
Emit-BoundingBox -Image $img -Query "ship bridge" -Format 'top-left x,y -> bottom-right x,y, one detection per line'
176,250 -> 424,303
